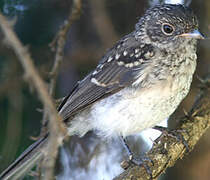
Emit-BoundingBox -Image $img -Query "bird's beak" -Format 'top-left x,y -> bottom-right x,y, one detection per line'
179,30 -> 205,39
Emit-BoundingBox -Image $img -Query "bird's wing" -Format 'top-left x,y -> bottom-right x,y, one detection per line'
58,44 -> 153,120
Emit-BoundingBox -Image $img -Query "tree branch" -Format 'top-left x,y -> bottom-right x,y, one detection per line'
0,13 -> 67,179
49,0 -> 82,97
0,1 -> 82,179
41,0 -> 82,129
114,77 -> 210,180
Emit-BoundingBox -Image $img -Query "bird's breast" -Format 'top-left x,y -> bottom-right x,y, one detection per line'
87,70 -> 194,138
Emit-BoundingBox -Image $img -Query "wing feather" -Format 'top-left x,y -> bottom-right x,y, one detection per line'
59,43 -> 153,120
59,64 -> 136,120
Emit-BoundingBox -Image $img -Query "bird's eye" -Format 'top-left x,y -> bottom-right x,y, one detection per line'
162,23 -> 174,35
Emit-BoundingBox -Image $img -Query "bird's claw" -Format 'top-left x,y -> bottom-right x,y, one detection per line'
153,126 -> 189,152
129,154 -> 154,179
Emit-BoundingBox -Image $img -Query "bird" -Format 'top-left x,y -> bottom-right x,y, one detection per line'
0,3 -> 204,180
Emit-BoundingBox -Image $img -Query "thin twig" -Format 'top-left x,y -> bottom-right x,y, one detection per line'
0,13 -> 67,179
40,1 -> 82,176
49,0 -> 82,97
41,0 -> 82,127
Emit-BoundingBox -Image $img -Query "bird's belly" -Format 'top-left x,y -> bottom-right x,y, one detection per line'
68,74 -> 193,138
89,76 -> 193,138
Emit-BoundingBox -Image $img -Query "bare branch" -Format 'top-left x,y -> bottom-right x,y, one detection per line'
0,1 -> 82,179
0,13 -> 67,179
41,0 -> 82,130
49,0 -> 82,97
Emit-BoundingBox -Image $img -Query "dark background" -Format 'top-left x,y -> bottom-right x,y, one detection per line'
0,0 -> 210,179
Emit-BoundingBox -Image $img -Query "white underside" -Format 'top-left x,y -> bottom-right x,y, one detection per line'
90,80 -> 190,137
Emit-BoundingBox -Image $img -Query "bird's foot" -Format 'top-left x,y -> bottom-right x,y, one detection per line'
153,126 -> 189,152
128,154 -> 154,179
121,154 -> 154,179
120,136 -> 154,179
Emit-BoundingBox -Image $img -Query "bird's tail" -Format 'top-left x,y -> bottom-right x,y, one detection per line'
0,134 -> 48,180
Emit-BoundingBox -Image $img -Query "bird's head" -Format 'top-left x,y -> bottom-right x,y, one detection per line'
135,4 -> 204,49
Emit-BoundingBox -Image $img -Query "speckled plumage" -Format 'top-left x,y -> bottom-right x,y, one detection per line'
68,29 -> 197,137
64,4 -> 200,137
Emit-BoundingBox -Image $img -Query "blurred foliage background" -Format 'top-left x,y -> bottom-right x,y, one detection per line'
0,0 -> 210,179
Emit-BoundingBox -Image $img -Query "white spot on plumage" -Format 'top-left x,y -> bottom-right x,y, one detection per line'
144,51 -> 152,59
150,51 -> 154,57
134,61 -> 140,66
125,63 -> 134,68
97,64 -> 102,69
135,49 -> 140,53
135,54 -> 140,58
115,54 -> 120,60
130,53 -> 134,57
91,78 -> 106,87
123,51 -> 128,56
117,61 -> 124,66
97,64 -> 104,69
107,56 -> 113,62
92,70 -> 98,75
139,58 -> 144,63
